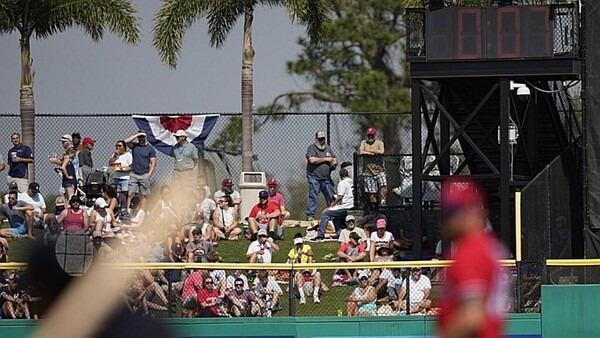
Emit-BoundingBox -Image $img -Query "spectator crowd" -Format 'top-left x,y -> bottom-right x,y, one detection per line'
0,128 -> 443,319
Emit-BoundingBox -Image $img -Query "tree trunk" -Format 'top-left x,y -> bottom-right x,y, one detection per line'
20,37 -> 36,182
241,6 -> 255,171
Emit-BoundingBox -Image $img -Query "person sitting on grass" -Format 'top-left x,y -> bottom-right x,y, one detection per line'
346,271 -> 378,316
246,229 -> 279,263
196,276 -> 226,317
0,190 -> 36,239
393,267 -> 432,315
287,233 -> 322,304
212,195 -> 242,241
227,277 -> 261,317
334,232 -> 367,286
254,270 -> 283,317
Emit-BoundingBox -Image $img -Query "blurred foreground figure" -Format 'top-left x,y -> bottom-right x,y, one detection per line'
438,178 -> 508,338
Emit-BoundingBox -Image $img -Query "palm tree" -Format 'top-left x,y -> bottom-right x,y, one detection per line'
0,0 -> 140,181
153,0 -> 330,171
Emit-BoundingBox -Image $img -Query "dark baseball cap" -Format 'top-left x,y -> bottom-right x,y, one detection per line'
258,190 -> 268,198
28,182 -> 40,193
222,178 -> 233,187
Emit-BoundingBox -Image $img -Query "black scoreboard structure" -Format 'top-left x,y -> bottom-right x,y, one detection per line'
406,3 -> 582,261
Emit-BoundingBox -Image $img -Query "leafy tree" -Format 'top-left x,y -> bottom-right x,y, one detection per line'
266,0 -> 417,154
0,0 -> 141,180
152,0 -> 330,171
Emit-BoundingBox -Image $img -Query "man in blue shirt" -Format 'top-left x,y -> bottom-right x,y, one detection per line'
125,131 -> 157,210
5,133 -> 34,193
172,129 -> 198,194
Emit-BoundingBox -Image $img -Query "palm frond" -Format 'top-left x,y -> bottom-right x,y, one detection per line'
0,0 -> 19,34
206,0 -> 244,48
152,0 -> 209,68
36,0 -> 140,44
284,0 -> 331,42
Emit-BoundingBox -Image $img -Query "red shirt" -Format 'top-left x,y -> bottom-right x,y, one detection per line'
268,193 -> 286,224
197,288 -> 220,316
439,231 -> 506,338
249,202 -> 279,226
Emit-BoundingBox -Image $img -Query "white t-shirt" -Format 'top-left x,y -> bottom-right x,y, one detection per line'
330,177 -> 354,210
210,269 -> 226,283
113,152 -> 133,180
214,190 -> 241,202
338,227 -> 367,244
370,231 -> 395,249
255,279 -> 283,299
5,193 -> 45,215
246,240 -> 275,263
215,207 -> 235,227
197,198 -> 216,223
402,274 -> 431,304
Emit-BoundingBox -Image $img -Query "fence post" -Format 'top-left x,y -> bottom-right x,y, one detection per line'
405,267 -> 411,316
167,272 -> 173,318
289,265 -> 295,316
326,112 -> 331,146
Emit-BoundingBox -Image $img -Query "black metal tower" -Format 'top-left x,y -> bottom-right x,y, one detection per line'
406,3 -> 581,257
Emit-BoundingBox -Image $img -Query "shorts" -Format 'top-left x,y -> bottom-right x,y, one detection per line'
114,178 -> 129,192
364,173 -> 387,193
181,296 -> 197,310
129,173 -> 150,195
9,222 -> 27,235
62,181 -> 76,189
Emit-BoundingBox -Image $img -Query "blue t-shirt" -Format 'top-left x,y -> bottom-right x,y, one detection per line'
7,145 -> 33,178
131,143 -> 157,174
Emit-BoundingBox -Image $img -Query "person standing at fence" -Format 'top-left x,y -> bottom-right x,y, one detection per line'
171,130 -> 198,195
306,131 -> 337,222
125,131 -> 157,210
78,137 -> 95,184
6,132 -> 34,193
109,140 -> 133,204
359,127 -> 387,206
438,178 -> 508,338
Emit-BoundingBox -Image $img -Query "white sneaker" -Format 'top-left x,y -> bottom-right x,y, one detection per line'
314,295 -> 320,304
300,297 -> 306,304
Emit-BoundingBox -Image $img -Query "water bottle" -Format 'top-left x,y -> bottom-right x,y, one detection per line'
337,309 -> 343,317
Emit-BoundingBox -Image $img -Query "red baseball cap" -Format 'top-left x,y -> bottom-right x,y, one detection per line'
267,178 -> 277,186
441,178 -> 487,214
82,137 -> 95,145
222,178 -> 233,187
366,127 -> 377,135
376,219 -> 387,229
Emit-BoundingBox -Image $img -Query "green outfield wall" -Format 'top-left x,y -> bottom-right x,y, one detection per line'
6,284 -> 600,338
0,313 -> 541,337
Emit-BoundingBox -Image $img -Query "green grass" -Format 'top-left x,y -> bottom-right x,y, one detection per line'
5,225 -> 362,317
2,227 -> 44,262
216,229 -> 352,317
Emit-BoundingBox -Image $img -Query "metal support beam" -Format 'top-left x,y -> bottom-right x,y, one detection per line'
500,78 -> 511,246
412,80 -> 423,260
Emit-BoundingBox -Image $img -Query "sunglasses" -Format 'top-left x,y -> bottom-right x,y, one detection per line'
360,277 -> 369,281
258,235 -> 267,238
235,284 -> 243,287
115,144 -> 123,148
205,281 -> 214,285
346,220 -> 355,223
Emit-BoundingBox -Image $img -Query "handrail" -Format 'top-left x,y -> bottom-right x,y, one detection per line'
0,260 -> 517,270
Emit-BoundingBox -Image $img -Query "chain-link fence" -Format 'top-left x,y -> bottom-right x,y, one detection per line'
0,262 -> 506,319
